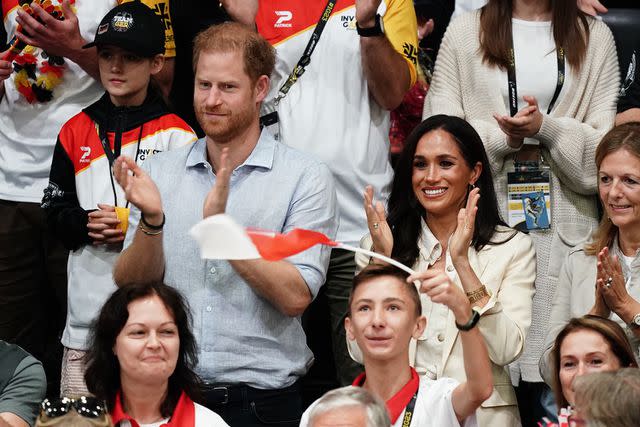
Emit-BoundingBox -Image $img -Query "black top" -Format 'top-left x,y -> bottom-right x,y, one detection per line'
601,4 -> 640,112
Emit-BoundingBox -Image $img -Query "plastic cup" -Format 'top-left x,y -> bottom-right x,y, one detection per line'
114,206 -> 130,235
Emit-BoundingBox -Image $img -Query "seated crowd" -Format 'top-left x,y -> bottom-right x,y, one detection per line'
0,0 -> 639,427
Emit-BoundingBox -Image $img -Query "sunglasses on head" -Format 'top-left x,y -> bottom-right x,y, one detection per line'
41,396 -> 107,419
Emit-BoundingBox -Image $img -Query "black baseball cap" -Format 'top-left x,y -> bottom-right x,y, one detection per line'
83,1 -> 164,57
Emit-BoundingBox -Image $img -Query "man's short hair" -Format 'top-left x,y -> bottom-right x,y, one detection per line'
307,386 -> 390,427
348,264 -> 422,318
192,22 -> 275,82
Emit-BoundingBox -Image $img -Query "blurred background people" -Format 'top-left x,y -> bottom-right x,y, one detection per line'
357,115 -> 535,426
423,0 -> 619,423
84,283 -> 228,426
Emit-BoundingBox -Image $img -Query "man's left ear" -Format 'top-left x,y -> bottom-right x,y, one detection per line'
254,75 -> 270,103
150,54 -> 166,75
412,316 -> 426,339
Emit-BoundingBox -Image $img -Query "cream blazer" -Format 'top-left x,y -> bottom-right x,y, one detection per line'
350,226 -> 536,427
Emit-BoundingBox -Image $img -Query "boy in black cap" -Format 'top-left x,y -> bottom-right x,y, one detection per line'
41,1 -> 196,396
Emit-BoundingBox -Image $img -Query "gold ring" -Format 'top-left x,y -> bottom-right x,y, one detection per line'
373,222 -> 379,230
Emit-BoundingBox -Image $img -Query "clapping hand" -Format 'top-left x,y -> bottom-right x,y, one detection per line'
113,156 -> 163,225
494,96 -> 543,147
363,185 -> 393,257
203,148 -> 231,218
596,247 -> 633,316
449,187 -> 479,264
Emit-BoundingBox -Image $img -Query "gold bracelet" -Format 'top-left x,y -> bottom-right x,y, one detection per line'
138,221 -> 163,236
466,285 -> 490,304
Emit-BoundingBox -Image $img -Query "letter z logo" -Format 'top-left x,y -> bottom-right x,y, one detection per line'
274,10 -> 292,28
80,146 -> 91,163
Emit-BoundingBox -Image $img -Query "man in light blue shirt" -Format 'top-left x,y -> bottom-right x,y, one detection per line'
112,22 -> 337,427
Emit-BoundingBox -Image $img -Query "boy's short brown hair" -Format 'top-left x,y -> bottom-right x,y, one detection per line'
348,265 -> 422,318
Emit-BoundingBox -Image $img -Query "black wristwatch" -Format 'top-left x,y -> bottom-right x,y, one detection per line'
356,14 -> 384,37
455,308 -> 481,331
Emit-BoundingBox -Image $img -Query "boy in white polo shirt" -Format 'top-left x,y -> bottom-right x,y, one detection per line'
301,264 -> 493,426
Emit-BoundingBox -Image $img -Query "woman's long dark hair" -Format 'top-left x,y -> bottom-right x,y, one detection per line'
84,283 -> 201,418
388,114 -> 512,267
479,0 -> 589,72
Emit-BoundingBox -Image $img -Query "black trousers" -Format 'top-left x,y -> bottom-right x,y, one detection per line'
0,200 -> 67,398
201,381 -> 303,427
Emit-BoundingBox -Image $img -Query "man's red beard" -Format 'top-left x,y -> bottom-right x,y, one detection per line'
195,103 -> 256,143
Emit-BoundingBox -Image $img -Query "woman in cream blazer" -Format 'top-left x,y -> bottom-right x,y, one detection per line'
422,1 -> 618,402
353,115 -> 535,426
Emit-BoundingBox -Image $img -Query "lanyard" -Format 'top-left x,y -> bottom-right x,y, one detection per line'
507,44 -> 565,117
400,392 -> 418,426
96,123 -> 142,208
273,0 -> 337,104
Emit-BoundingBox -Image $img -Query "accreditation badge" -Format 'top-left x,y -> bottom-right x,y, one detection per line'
507,168 -> 551,231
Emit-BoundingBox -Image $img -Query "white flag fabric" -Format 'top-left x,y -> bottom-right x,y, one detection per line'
189,214 -> 261,260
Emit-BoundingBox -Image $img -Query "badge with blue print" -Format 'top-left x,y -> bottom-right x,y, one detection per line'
507,168 -> 551,231
522,191 -> 550,230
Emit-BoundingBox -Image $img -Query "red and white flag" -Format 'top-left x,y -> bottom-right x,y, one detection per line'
189,214 -> 414,273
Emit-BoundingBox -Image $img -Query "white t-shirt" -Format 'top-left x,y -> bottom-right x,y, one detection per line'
299,378 -> 477,427
117,403 -> 229,427
497,18 -> 574,145
255,0 -> 418,245
0,0 -> 115,203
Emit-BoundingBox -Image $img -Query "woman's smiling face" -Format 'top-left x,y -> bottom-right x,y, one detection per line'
411,129 -> 481,219
598,147 -> 640,232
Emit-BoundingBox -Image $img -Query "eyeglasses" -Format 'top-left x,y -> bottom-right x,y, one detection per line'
40,396 -> 108,419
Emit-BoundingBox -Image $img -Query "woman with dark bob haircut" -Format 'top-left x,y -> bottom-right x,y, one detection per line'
549,315 -> 638,411
352,114 -> 536,425
84,282 -> 228,426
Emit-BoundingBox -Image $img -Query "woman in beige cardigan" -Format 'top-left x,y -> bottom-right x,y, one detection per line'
540,123 -> 640,382
354,115 -> 535,426
423,0 -> 619,423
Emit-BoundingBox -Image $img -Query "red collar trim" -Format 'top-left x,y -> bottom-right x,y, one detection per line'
111,390 -> 196,427
352,367 -> 420,424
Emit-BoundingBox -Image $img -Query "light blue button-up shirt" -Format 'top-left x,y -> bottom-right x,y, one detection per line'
123,130 -> 338,389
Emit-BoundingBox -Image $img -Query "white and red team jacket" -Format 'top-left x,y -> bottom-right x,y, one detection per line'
42,92 -> 196,350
